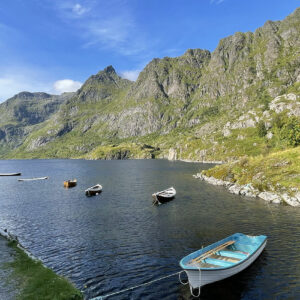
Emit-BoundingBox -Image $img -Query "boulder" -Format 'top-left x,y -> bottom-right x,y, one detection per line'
228,184 -> 242,195
168,148 -> 177,160
258,191 -> 281,203
281,193 -> 300,207
240,184 -> 259,197
269,93 -> 300,117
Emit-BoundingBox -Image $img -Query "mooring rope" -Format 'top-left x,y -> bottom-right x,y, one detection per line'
90,271 -> 181,300
189,266 -> 201,298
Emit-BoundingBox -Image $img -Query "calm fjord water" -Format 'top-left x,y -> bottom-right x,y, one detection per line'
0,159 -> 299,299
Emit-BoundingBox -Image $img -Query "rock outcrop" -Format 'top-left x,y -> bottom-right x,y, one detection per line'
194,172 -> 300,207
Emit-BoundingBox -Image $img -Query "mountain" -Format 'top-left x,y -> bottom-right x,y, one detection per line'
0,92 -> 73,156
0,7 -> 299,162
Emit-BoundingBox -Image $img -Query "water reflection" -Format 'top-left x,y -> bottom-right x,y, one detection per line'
0,159 -> 299,299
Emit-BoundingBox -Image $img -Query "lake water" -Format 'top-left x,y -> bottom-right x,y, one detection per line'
0,159 -> 299,299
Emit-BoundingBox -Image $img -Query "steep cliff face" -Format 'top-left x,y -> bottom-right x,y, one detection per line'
76,65 -> 132,103
0,92 -> 72,155
0,92 -> 65,125
0,8 -> 299,159
130,49 -> 211,101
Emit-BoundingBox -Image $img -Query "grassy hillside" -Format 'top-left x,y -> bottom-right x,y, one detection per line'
0,8 -> 299,171
203,146 -> 300,194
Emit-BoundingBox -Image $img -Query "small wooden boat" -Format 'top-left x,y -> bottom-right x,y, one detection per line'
0,173 -> 21,176
179,233 -> 267,296
18,177 -> 48,182
85,184 -> 102,196
64,179 -> 77,188
152,187 -> 176,204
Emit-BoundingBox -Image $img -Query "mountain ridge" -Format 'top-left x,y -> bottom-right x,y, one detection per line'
0,7 -> 299,162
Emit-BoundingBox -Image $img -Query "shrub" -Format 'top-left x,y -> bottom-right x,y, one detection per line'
280,117 -> 300,146
201,106 -> 219,118
272,113 -> 286,129
257,120 -> 267,137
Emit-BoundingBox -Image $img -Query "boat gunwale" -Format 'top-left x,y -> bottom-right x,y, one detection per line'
18,177 -> 48,181
180,234 -> 267,271
85,184 -> 102,192
0,173 -> 21,176
153,187 -> 176,198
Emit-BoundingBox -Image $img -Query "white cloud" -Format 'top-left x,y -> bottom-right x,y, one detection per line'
0,66 -> 83,102
54,1 -> 90,18
52,0 -> 150,57
53,79 -> 82,93
0,77 -> 26,101
0,73 -> 52,102
120,70 -> 140,81
72,3 -> 89,16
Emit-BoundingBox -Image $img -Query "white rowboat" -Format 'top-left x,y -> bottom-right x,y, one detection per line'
18,177 -> 48,181
85,184 -> 102,196
152,187 -> 176,204
0,173 -> 21,176
179,233 -> 267,297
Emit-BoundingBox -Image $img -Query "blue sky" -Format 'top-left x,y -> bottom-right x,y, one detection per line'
0,0 -> 299,101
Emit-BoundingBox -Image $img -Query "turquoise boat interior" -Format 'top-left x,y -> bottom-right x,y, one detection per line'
180,233 -> 267,270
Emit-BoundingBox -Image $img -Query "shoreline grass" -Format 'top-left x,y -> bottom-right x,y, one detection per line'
203,146 -> 300,193
6,240 -> 83,300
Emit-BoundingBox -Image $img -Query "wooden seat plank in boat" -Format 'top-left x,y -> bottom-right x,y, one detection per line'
195,262 -> 220,268
210,254 -> 241,263
189,240 -> 235,265
220,249 -> 249,257
205,257 -> 235,267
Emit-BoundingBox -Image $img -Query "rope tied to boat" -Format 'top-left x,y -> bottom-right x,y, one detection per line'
89,271 -> 181,300
178,270 -> 189,285
190,265 -> 201,298
179,265 -> 202,298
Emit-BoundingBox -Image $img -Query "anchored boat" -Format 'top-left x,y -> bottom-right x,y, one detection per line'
0,173 -> 21,176
179,233 -> 267,296
18,177 -> 48,181
152,187 -> 176,204
85,184 -> 102,196
64,179 -> 77,188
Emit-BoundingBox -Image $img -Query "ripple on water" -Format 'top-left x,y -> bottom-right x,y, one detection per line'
0,159 -> 299,299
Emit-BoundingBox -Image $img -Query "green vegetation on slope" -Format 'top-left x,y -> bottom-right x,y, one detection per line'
0,8 -> 299,170
203,146 -> 300,193
6,241 -> 83,300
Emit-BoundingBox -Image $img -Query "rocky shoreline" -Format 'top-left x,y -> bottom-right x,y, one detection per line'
194,173 -> 300,207
178,158 -> 223,164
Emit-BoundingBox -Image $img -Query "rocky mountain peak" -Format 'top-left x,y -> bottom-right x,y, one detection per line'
76,65 -> 132,102
129,48 -> 212,101
11,92 -> 52,101
0,7 -> 299,162
183,48 -> 211,59
102,65 -> 116,75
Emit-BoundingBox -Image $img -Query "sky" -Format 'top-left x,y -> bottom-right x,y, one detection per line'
0,0 -> 299,102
